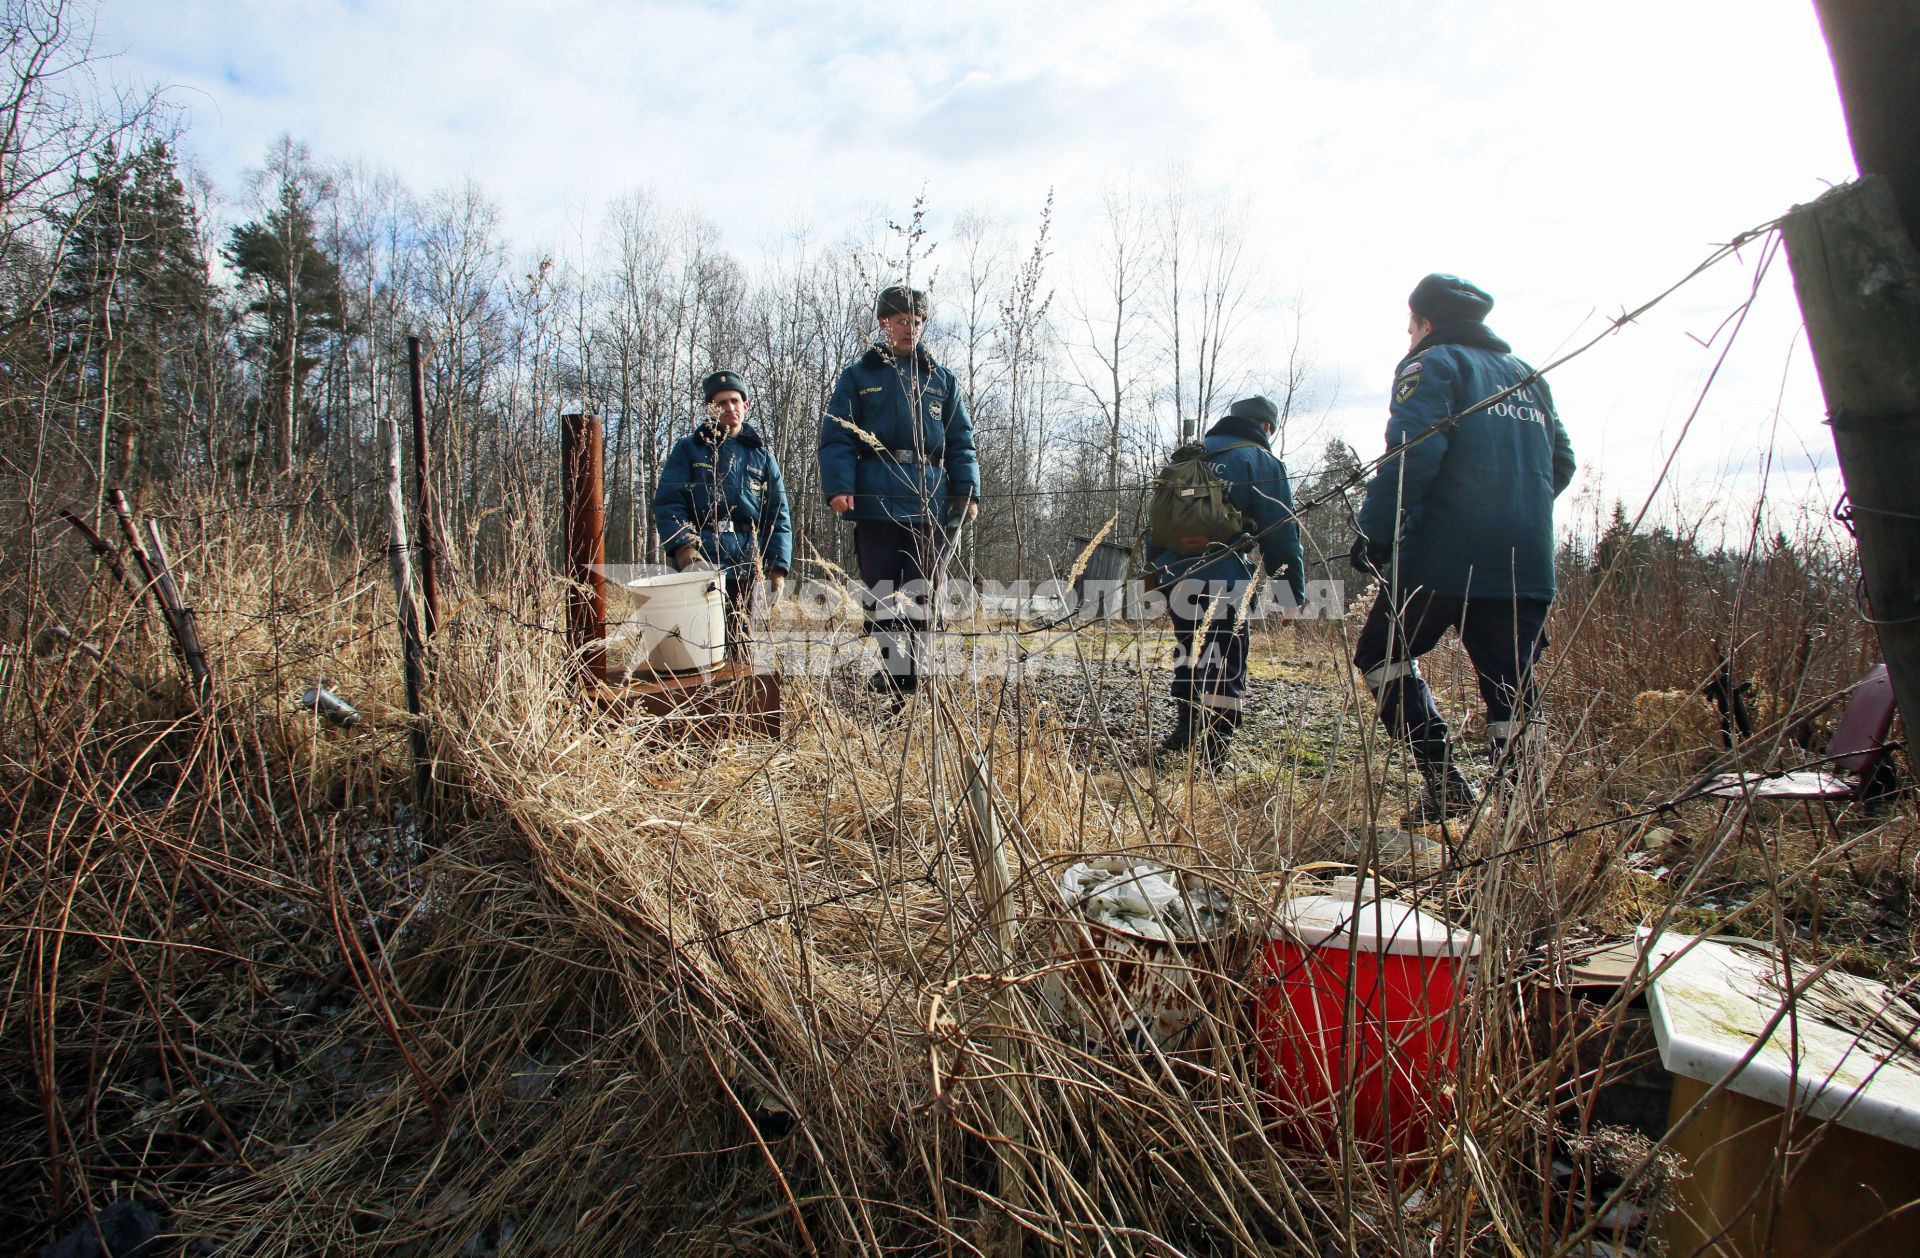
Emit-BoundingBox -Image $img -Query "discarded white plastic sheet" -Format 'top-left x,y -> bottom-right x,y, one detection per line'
1058,857 -> 1231,942
1048,857 -> 1232,1051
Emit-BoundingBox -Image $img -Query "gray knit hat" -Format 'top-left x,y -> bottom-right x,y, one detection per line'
1225,395 -> 1280,430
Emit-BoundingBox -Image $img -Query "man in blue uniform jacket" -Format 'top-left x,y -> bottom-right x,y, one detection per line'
1147,395 -> 1305,768
1352,274 -> 1576,823
819,284 -> 980,696
654,369 -> 793,658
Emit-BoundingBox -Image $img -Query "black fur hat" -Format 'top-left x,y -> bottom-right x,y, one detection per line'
701,369 -> 748,402
1409,273 -> 1493,324
876,284 -> 929,319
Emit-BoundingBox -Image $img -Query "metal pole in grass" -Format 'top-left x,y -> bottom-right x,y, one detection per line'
380,396 -> 432,813
560,412 -> 607,683
1793,4 -> 1920,741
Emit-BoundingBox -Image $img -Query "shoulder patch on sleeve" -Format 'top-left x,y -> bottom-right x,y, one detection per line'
1394,362 -> 1423,404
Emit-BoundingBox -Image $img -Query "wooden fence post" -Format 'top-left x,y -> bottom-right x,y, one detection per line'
962,754 -> 1029,1252
380,404 -> 432,811
108,491 -> 211,705
406,335 -> 442,639
1780,177 -> 1920,741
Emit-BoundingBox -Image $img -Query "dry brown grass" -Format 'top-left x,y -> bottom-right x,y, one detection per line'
3,494 -> 1915,1255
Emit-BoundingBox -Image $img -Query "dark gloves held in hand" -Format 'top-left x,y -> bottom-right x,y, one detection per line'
1349,534 -> 1392,574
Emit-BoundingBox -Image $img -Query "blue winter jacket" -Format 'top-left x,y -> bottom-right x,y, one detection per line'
819,344 -> 980,525
1148,416 -> 1306,605
653,421 -> 793,575
1355,334 -> 1575,601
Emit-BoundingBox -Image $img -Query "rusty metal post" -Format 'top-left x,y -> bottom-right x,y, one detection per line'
406,336 -> 441,638
561,412 -> 606,682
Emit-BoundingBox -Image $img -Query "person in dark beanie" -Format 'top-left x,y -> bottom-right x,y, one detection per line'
1145,394 -> 1304,769
654,369 -> 793,659
1351,273 -> 1576,824
818,284 -> 980,700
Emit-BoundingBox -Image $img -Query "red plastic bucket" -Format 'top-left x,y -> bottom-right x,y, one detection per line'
1256,893 -> 1479,1155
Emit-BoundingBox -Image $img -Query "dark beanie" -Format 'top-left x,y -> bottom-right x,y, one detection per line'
876,284 -> 929,319
1225,395 -> 1280,429
701,369 -> 747,402
1409,273 -> 1493,325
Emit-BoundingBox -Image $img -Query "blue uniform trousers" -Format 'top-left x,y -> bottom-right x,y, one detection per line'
853,520 -> 940,684
1169,600 -> 1249,742
1353,589 -> 1550,761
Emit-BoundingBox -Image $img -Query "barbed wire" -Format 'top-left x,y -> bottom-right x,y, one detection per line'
42,215 -> 1790,674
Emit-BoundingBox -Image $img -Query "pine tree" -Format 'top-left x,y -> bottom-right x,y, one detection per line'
223,138 -> 344,475
1594,501 -> 1649,579
50,138 -> 214,487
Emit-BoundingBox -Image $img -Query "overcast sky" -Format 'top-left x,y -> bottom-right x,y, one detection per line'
96,0 -> 1858,539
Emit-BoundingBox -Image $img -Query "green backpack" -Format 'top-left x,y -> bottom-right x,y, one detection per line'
1147,440 -> 1262,556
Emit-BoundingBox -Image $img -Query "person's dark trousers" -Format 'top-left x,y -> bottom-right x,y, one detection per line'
1352,588 -> 1552,762
853,519 -> 938,689
1168,595 -> 1249,749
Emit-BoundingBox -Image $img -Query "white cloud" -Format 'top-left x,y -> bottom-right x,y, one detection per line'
96,0 -> 1856,527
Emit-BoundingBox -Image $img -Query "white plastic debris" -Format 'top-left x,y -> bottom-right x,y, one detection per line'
1058,857 -> 1230,942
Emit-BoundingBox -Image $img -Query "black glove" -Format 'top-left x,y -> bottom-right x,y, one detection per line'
1349,533 -> 1391,575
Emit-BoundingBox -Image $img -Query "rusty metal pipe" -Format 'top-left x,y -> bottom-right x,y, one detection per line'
560,413 -> 606,682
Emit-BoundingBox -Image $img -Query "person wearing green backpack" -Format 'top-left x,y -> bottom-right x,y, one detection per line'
1145,395 -> 1305,768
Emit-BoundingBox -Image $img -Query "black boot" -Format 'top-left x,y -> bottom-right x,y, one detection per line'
1196,707 -> 1239,771
1155,716 -> 1196,761
1486,736 -> 1517,802
1403,756 -> 1477,827
868,628 -> 917,702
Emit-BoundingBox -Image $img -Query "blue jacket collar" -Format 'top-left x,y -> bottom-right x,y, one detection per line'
861,342 -> 938,372
1207,414 -> 1273,449
695,420 -> 763,449
1402,320 -> 1512,370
